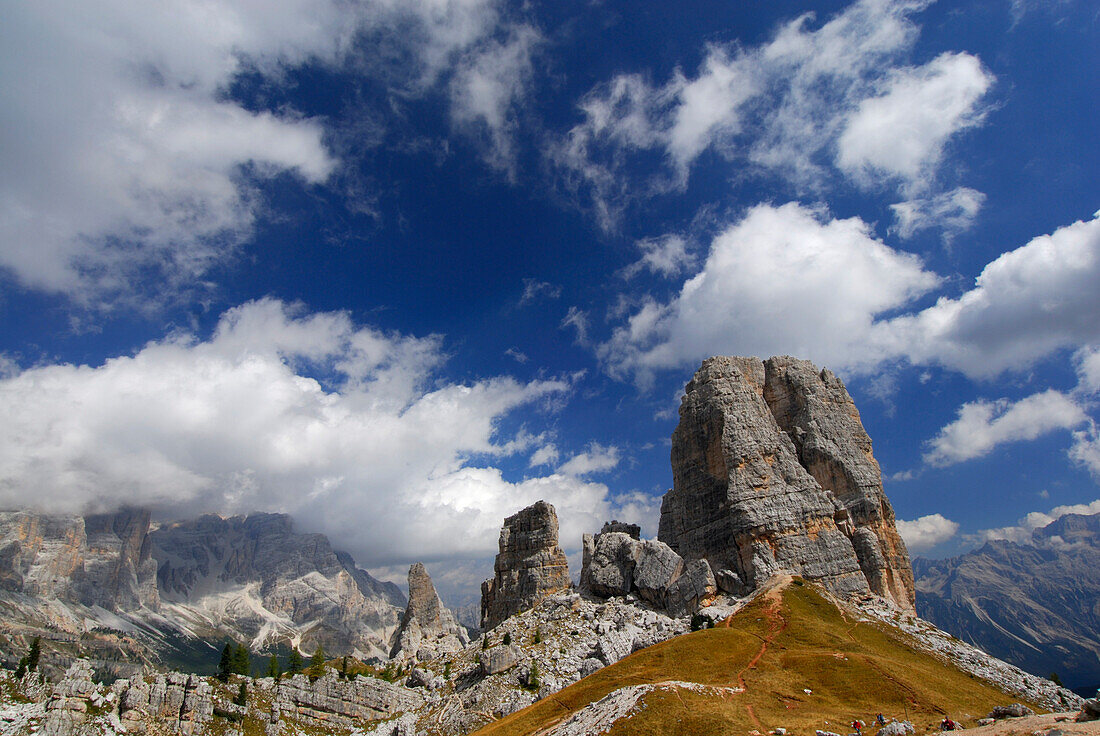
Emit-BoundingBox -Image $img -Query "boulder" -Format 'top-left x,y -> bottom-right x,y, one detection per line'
988,703 -> 1035,719
478,645 -> 521,675
583,532 -> 638,598
877,721 -> 914,736
632,540 -> 684,606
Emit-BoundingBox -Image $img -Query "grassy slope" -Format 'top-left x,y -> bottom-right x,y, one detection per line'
473,581 -> 1041,736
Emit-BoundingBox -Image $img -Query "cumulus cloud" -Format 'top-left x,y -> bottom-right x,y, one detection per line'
896,513 -> 959,552
1076,346 -> 1100,394
837,53 -> 991,189
975,499 -> 1100,544
0,298 -> 623,567
923,390 -> 1088,467
529,444 -> 559,467
557,443 -> 621,477
600,202 -> 940,385
890,187 -> 986,239
879,212 -> 1100,378
550,0 -> 989,228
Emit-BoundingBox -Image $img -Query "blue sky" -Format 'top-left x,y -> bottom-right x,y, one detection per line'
1,0 -> 1097,601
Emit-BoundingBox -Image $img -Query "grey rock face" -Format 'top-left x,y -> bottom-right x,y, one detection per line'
877,720 -> 914,736
151,513 -> 403,657
914,512 -> 1100,691
660,356 -> 915,610
664,559 -> 717,617
0,508 -> 158,612
390,562 -> 469,662
481,501 -> 570,630
582,532 -> 638,599
631,540 -> 684,607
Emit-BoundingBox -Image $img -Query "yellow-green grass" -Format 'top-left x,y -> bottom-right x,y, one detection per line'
473,582 -> 1041,736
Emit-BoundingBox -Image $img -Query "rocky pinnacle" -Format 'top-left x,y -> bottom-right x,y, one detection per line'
481,500 -> 571,630
659,356 -> 916,611
389,562 -> 468,661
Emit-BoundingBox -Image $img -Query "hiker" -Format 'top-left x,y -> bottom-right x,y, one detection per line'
852,719 -> 863,734
876,714 -> 886,727
940,717 -> 958,731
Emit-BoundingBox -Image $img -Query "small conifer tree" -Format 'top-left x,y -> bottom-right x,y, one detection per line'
232,642 -> 251,676
217,642 -> 234,682
16,637 -> 41,679
308,645 -> 325,680
502,632 -> 511,645
266,655 -> 281,680
287,648 -> 303,675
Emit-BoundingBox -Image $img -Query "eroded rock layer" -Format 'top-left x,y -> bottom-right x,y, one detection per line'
481,501 -> 570,630
659,356 -> 915,611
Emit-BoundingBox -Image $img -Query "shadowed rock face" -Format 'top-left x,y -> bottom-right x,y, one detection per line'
481,500 -> 570,630
659,356 -> 915,611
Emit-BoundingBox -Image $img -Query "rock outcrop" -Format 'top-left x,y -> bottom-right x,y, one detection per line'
914,511 -> 1100,690
480,501 -> 570,630
580,526 -> 716,615
390,562 -> 469,661
272,671 -> 422,728
659,356 -> 915,611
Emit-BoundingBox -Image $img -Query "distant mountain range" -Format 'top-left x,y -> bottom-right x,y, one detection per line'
914,511 -> 1100,693
0,508 -> 405,679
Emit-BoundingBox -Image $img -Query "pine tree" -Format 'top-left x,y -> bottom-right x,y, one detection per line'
287,648 -> 303,675
217,642 -> 234,682
266,655 -> 281,681
502,632 -> 511,645
15,637 -> 40,680
308,645 -> 325,679
232,642 -> 251,676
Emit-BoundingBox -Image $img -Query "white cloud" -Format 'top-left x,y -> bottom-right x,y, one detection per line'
1076,346 -> 1100,394
600,202 -> 940,385
890,187 -> 986,239
1071,423 -> 1100,478
880,212 -> 1100,378
0,0 -> 512,305
976,499 -> 1100,544
529,444 -> 559,467
550,0 -> 989,228
0,298 -> 621,567
622,235 -> 695,279
896,513 -> 959,552
450,24 -> 541,174
557,443 -> 621,478
923,390 -> 1088,467
837,53 -> 992,189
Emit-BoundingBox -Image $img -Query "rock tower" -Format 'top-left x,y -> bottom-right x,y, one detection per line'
389,562 -> 468,661
480,500 -> 570,630
659,356 -> 915,611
